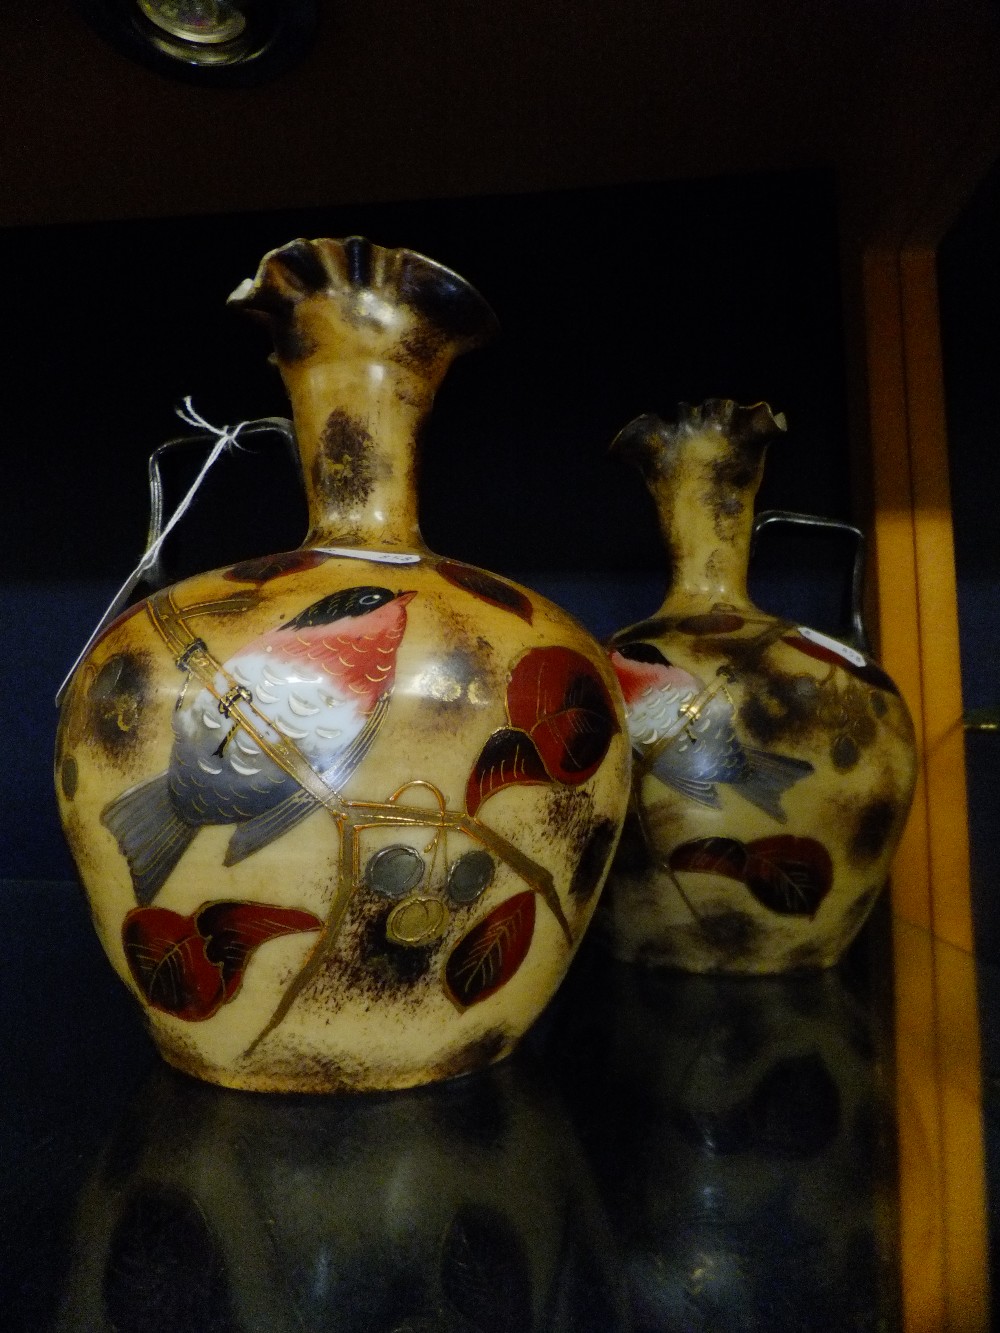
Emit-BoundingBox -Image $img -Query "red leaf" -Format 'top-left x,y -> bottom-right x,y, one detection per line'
122,907 -> 225,1021
445,892 -> 536,1009
465,648 -> 619,814
676,612 -> 746,634
196,901 -> 325,1001
668,834 -> 832,919
743,836 -> 832,918
437,559 -> 534,623
225,550 -> 330,584
122,900 -> 322,1021
507,647 -> 619,783
669,837 -> 749,882
465,727 -> 548,816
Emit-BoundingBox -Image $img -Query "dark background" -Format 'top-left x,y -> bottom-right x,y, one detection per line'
2,172 -> 849,581
939,159 -> 1000,962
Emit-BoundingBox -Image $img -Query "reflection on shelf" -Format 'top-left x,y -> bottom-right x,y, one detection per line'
547,951 -> 898,1331
4,878 -> 992,1331
53,1058 -> 626,1333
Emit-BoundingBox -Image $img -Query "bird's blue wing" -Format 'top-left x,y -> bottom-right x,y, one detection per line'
223,693 -> 391,866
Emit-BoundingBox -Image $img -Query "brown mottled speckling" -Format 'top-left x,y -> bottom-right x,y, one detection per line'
849,798 -> 899,864
241,1048 -> 372,1095
830,734 -> 859,771
311,896 -> 446,1014
782,942 -> 827,972
427,1029 -> 511,1083
395,325 -> 446,371
155,1028 -> 223,1087
696,909 -> 763,960
544,786 -> 595,848
420,604 -> 503,706
87,651 -> 153,762
544,788 -> 618,905
315,409 -> 380,509
711,443 -> 765,494
568,818 -> 618,904
417,647 -> 490,711
738,667 -> 824,747
60,754 -> 78,801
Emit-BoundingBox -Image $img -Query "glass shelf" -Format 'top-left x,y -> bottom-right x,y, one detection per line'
2,878 -> 991,1331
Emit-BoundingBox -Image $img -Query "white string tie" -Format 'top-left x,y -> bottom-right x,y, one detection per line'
55,399 -> 252,705
138,397 -> 249,576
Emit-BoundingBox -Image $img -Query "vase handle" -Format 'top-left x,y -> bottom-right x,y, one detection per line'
751,509 -> 870,655
55,414 -> 296,706
142,415 -> 297,588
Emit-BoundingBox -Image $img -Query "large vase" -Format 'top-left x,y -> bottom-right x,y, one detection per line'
55,237 -> 631,1091
605,400 -> 917,972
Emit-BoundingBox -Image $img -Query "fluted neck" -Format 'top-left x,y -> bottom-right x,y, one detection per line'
278,355 -> 432,550
230,236 -> 497,553
613,400 -> 786,613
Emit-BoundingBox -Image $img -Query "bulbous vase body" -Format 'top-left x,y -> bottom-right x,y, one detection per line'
55,238 -> 631,1091
605,401 -> 917,973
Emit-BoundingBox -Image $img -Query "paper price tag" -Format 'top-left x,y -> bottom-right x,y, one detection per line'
796,625 -> 866,668
317,547 -> 422,565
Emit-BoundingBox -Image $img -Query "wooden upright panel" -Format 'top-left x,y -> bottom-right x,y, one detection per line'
862,249 -> 933,929
861,248 -> 971,950
863,245 -> 986,1331
898,248 -> 972,952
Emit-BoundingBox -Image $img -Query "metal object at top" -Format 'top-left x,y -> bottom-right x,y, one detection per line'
75,0 -> 318,87
137,0 -> 246,44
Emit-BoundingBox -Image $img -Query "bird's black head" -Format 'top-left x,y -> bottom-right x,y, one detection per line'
616,641 -> 672,668
282,586 -> 397,631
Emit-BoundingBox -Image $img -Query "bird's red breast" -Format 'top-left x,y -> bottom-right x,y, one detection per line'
609,648 -> 697,706
259,591 -> 415,712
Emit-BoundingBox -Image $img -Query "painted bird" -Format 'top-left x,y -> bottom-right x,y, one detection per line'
609,642 -> 812,821
103,585 -> 415,905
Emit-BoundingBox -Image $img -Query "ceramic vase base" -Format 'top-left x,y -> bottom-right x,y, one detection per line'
150,1026 -> 521,1095
601,871 -> 883,975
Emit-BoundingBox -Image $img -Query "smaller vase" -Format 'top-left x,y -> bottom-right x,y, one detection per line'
604,400 -> 917,973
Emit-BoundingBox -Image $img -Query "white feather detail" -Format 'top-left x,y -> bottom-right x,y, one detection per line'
200,710 -> 223,730
275,717 -> 310,740
230,757 -> 263,777
288,692 -> 321,717
286,670 -> 323,687
197,757 -> 224,775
